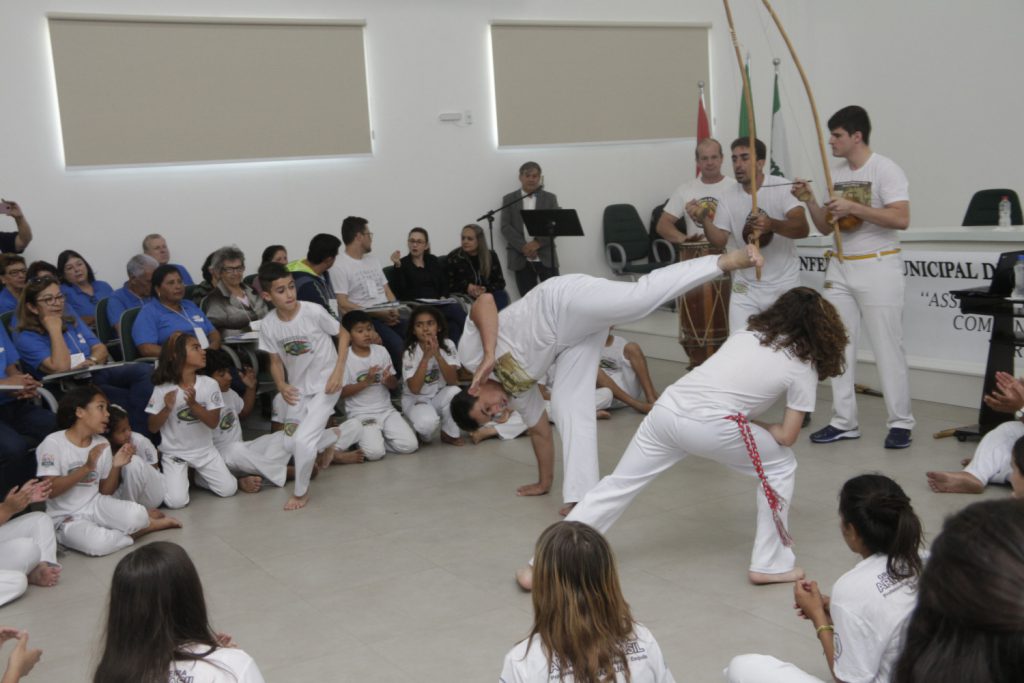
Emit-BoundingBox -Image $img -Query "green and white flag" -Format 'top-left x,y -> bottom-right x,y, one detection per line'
769,65 -> 791,178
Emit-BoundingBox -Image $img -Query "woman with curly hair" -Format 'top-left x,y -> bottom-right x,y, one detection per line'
516,286 -> 848,590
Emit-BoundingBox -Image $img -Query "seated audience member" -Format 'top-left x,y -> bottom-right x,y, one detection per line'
187,251 -> 217,305
332,216 -> 408,370
892,498 -> 1024,682
13,276 -> 155,435
388,227 -> 466,342
600,332 -> 660,411
446,223 -> 510,310
202,246 -> 268,337
726,474 -> 924,683
38,386 -> 180,556
341,311 -> 417,461
143,232 -> 195,285
94,542 -> 266,682
0,199 -> 32,254
106,254 -> 158,333
25,261 -> 58,282
401,305 -> 463,445
287,233 -> 340,317
57,249 -> 114,327
132,264 -> 221,358
252,244 -> 288,294
103,404 -> 165,510
0,324 -> 55,494
0,479 -> 60,607
927,370 -> 1024,494
0,254 -> 27,314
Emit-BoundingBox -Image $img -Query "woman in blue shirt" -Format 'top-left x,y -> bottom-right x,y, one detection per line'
57,250 -> 113,328
13,276 -> 154,436
132,265 -> 220,358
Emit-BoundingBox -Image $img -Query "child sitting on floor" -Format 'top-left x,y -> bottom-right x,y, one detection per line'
401,305 -> 464,445
104,404 -> 165,509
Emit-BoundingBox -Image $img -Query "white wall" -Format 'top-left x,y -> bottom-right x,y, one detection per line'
1,0 -> 1022,289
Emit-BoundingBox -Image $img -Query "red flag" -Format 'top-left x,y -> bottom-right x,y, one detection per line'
696,84 -> 710,176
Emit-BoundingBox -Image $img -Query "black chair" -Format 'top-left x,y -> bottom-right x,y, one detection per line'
0,311 -> 13,335
963,189 -> 1023,226
118,307 -> 149,362
94,297 -> 123,360
603,204 -> 674,277
243,273 -> 259,289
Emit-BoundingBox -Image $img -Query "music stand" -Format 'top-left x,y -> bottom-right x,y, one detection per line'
521,209 -> 585,250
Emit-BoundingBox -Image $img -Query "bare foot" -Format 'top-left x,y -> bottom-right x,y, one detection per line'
315,446 -> 336,472
135,516 -> 183,539
960,456 -> 973,467
516,482 -> 550,497
470,430 -> 485,444
238,476 -> 263,493
284,493 -> 310,511
926,471 -> 985,494
596,410 -> 611,420
148,508 -> 166,520
335,448 -> 365,464
515,565 -> 533,591
558,502 -> 576,517
27,562 -> 60,587
440,433 -> 465,446
749,567 -> 805,585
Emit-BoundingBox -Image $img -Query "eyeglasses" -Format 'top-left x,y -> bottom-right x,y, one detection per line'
38,293 -> 66,306
3,268 -> 26,276
221,265 -> 245,274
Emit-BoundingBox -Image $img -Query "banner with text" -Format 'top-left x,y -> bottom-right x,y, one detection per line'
798,248 -> 1016,374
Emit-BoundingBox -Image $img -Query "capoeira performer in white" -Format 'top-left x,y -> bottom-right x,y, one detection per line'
0,479 -> 60,606
515,287 -> 849,588
692,137 -> 809,334
450,245 -> 763,515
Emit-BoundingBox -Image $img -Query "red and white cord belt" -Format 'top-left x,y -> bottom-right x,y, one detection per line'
724,413 -> 793,547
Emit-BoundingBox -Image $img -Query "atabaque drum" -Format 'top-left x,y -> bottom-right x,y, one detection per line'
678,240 -> 730,369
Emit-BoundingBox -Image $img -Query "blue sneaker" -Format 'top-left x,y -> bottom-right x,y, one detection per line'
810,425 -> 861,444
884,428 -> 912,449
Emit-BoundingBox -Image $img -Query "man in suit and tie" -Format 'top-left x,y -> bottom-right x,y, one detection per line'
501,162 -> 559,296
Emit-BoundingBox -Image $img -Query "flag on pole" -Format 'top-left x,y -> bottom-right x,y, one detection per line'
737,55 -> 754,138
696,81 -> 710,176
769,59 -> 791,178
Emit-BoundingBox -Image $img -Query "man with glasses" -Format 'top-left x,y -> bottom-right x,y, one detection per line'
106,254 -> 159,333
0,199 -> 32,254
330,215 -> 407,370
0,255 -> 27,314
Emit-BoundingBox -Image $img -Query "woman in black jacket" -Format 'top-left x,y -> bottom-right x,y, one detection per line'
444,223 -> 510,311
388,227 -> 466,342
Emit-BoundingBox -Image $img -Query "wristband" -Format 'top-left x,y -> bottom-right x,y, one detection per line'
815,624 -> 834,635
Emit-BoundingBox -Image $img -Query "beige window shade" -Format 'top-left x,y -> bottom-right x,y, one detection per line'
48,17 -> 371,166
490,23 -> 709,147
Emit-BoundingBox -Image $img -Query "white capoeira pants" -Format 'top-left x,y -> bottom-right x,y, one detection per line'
353,409 -> 418,461
402,386 -> 462,441
545,388 -> 613,417
488,411 -> 528,440
281,390 -> 342,497
57,495 -> 149,557
565,405 -> 798,574
114,456 -> 165,509
725,654 -> 826,683
226,418 -> 363,487
163,446 -> 238,509
0,512 -> 58,606
824,254 -> 914,431
546,255 -> 724,504
965,419 -> 1024,485
728,280 -> 799,336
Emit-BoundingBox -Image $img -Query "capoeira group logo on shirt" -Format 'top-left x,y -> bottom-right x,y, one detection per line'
39,452 -> 55,468
219,411 -> 236,431
282,338 -> 313,356
423,367 -> 440,385
494,352 -> 535,396
176,406 -> 199,423
356,369 -> 382,385
695,196 -> 720,222
169,668 -> 194,683
833,180 -> 871,207
283,422 -> 299,436
599,357 -> 620,372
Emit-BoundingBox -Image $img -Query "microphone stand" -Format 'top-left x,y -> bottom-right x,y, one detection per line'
477,186 -> 541,250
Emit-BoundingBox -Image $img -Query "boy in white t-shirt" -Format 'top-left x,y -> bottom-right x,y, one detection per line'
341,311 -> 417,460
600,332 -> 660,409
258,263 -> 350,511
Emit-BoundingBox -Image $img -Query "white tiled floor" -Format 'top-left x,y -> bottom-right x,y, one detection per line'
3,358 -> 1002,682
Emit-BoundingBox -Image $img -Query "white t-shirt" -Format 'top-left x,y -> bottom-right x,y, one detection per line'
145,376 -> 223,456
328,252 -> 389,307
830,553 -> 919,683
258,302 -> 341,397
716,180 -> 804,291
129,431 -> 159,466
659,330 -> 817,421
343,344 -> 394,418
170,645 -> 265,683
36,432 -> 111,523
831,153 -> 910,255
600,335 -> 641,401
664,175 -> 737,236
213,389 -> 244,449
402,341 -> 458,400
499,623 -> 675,683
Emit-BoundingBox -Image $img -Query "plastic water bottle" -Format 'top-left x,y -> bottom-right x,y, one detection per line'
998,196 -> 1012,227
1014,255 -> 1024,299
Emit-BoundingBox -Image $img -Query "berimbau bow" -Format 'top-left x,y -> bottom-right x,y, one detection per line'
721,0 -> 763,279
759,0 -> 844,258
